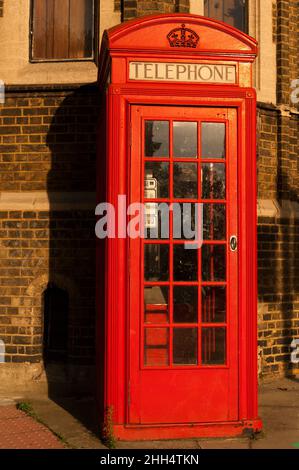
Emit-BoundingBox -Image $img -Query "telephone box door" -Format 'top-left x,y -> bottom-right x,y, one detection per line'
129,105 -> 239,424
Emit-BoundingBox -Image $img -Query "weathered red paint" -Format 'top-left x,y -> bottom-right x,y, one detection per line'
97,14 -> 261,441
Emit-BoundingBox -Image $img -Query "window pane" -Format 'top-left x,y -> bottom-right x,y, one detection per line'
32,0 -> 94,60
32,0 -> 47,59
145,121 -> 169,157
204,0 -> 248,33
145,203 -> 170,240
202,163 -> 226,200
173,286 -> 198,324
173,122 -> 198,158
144,244 -> 169,281
174,245 -> 198,281
174,163 -> 198,199
173,203 -> 198,241
202,245 -> 226,282
201,123 -> 226,159
202,287 -> 226,323
69,0 -> 94,58
173,328 -> 198,365
144,286 -> 169,324
145,162 -> 169,199
202,328 -> 226,365
53,0 -> 70,59
144,328 -> 169,366
203,204 -> 226,240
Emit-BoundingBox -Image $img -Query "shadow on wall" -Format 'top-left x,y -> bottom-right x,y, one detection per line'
43,84 -> 101,435
275,166 -> 299,381
258,173 -> 299,378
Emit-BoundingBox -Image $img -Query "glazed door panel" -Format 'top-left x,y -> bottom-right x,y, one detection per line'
129,105 -> 238,425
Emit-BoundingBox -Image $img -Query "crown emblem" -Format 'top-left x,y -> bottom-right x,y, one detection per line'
167,24 -> 199,48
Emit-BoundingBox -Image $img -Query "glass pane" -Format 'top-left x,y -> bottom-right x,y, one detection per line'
173,328 -> 198,365
173,122 -> 198,158
202,327 -> 226,365
144,286 -> 169,324
145,203 -> 170,240
173,245 -> 198,281
145,162 -> 169,199
202,245 -> 226,281
174,163 -> 198,199
202,163 -> 226,199
32,0 -> 94,60
201,123 -> 225,159
145,121 -> 169,157
173,203 -> 199,241
173,286 -> 198,324
203,204 -> 226,240
202,287 -> 226,323
70,0 -> 94,58
204,0 -> 248,33
144,328 -> 169,366
144,244 -> 169,281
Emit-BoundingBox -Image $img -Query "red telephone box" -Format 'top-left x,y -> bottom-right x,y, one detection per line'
97,14 -> 262,441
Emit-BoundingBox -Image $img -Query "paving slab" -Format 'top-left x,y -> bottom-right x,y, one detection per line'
0,405 -> 64,449
198,438 -> 250,449
116,439 -> 202,449
26,397 -> 106,449
251,430 -> 299,450
116,438 -> 250,449
252,377 -> 299,449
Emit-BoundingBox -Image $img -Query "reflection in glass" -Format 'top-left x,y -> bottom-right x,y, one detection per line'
204,0 -> 248,33
173,122 -> 198,158
144,286 -> 169,324
144,328 -> 169,366
203,204 -> 226,240
145,162 -> 169,199
145,121 -> 169,157
173,286 -> 198,324
173,203 -> 198,240
144,244 -> 169,281
174,163 -> 198,199
202,245 -> 226,281
173,328 -> 198,365
202,286 -> 226,323
145,203 -> 170,240
174,245 -> 198,281
202,163 -> 226,199
202,328 -> 226,365
201,123 -> 226,159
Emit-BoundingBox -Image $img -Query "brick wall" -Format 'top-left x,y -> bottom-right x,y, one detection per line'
257,106 -> 278,201
258,215 -> 299,377
256,0 -> 299,379
0,209 -> 96,364
0,86 -> 99,372
0,88 -> 98,192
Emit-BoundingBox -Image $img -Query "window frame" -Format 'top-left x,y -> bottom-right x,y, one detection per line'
29,0 -> 98,63
204,0 -> 249,35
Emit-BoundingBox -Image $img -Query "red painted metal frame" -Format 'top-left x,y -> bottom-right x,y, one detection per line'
129,106 -> 238,426
96,14 -> 261,440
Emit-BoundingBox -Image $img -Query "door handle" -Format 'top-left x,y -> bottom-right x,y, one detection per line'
230,235 -> 238,252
